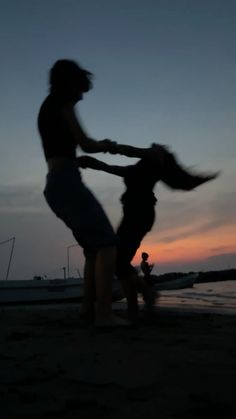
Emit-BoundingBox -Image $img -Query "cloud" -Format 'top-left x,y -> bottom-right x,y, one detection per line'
0,182 -> 46,214
198,252 -> 236,271
156,220 -> 220,244
153,252 -> 236,274
207,252 -> 236,264
207,190 -> 236,224
210,245 -> 234,253
149,187 -> 236,244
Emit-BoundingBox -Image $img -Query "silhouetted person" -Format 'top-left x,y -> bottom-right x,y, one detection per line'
78,149 -> 218,320
140,252 -> 154,283
37,59 -> 166,327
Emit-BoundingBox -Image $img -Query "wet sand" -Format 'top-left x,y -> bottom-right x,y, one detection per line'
0,304 -> 236,418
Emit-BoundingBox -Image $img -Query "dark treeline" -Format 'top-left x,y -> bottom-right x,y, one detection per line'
153,269 -> 236,284
196,269 -> 236,283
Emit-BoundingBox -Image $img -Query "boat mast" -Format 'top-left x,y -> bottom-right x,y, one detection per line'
0,236 -> 16,280
66,243 -> 79,279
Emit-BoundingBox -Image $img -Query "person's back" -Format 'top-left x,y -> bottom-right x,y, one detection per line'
121,157 -> 160,208
140,252 -> 154,281
140,259 -> 151,276
38,94 -> 77,162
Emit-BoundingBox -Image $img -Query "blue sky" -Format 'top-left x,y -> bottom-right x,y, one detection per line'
0,0 -> 235,280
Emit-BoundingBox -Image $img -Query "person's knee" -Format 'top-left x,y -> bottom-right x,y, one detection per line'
98,245 -> 116,257
97,246 -> 116,269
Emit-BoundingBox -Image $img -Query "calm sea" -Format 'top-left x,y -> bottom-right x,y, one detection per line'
148,280 -> 236,314
2,279 -> 236,315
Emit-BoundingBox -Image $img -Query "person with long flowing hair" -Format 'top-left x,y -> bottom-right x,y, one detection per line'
78,148 -> 218,320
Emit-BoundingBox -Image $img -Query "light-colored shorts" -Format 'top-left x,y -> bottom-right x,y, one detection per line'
44,162 -> 117,255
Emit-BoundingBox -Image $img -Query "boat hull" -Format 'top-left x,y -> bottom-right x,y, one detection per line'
0,274 -> 197,304
0,279 -> 84,304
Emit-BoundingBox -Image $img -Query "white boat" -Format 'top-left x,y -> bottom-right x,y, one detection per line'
0,237 -> 125,303
0,278 -> 85,304
0,237 -> 197,304
0,273 -> 197,304
0,276 -> 125,304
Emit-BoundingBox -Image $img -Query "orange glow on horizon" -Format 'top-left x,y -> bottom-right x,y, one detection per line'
133,224 -> 236,267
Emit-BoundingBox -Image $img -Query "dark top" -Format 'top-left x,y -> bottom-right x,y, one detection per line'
140,260 -> 152,276
121,158 -> 160,208
38,95 -> 77,161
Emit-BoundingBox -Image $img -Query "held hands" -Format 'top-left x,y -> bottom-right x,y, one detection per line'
77,156 -> 94,169
101,139 -> 173,159
100,139 -> 118,154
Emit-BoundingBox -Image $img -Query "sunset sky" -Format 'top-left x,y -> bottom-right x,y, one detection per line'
0,0 -> 235,280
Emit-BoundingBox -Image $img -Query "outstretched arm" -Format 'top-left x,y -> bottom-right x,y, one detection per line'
109,142 -> 168,162
63,105 -> 167,160
77,156 -> 129,177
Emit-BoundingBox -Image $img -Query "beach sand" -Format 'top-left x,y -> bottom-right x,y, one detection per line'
0,305 -> 236,419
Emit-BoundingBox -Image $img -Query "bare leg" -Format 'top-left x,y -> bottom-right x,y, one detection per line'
121,274 -> 139,322
80,254 -> 96,320
94,246 -> 131,327
95,246 -> 114,320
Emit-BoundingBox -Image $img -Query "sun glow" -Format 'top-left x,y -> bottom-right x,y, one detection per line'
133,224 -> 236,267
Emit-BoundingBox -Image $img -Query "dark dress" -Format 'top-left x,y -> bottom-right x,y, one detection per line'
116,158 -> 160,276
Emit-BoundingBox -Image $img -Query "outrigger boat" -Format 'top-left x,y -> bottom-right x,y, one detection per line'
0,236 -> 197,304
0,273 -> 197,304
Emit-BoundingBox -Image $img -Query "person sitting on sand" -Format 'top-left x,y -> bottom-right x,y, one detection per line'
78,148 -> 219,321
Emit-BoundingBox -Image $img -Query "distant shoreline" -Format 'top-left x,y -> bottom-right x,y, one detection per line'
154,268 -> 236,284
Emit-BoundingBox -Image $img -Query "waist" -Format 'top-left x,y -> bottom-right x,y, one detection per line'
47,157 -> 77,172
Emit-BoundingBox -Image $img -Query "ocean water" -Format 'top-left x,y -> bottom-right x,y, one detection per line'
2,279 -> 236,316
149,280 -> 236,314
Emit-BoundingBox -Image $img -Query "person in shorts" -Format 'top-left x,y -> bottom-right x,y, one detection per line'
37,59 -> 166,327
